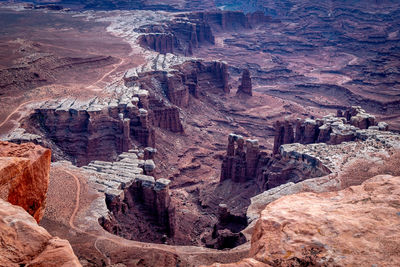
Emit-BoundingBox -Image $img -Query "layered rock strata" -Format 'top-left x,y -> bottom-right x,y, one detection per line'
206,175 -> 400,266
81,149 -> 175,241
250,175 -> 400,266
273,106 -> 386,154
125,57 -> 231,108
0,198 -> 81,267
137,11 -> 270,55
236,69 -> 252,96
220,134 -> 260,183
13,83 -> 184,165
221,109 -> 399,191
0,141 -> 51,222
203,204 -> 247,250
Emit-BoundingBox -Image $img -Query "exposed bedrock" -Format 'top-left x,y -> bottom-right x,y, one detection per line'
220,134 -> 260,183
236,69 -> 252,96
165,60 -> 231,102
0,198 -> 81,267
102,176 -> 176,241
187,11 -> 271,31
83,150 -> 176,243
125,59 -> 230,108
22,81 -> 186,165
273,106 -> 387,155
202,204 -> 247,250
31,96 -> 154,166
0,141 -> 51,223
251,175 -> 400,266
206,174 -> 400,267
138,33 -> 175,54
138,10 -> 270,55
220,133 -> 330,192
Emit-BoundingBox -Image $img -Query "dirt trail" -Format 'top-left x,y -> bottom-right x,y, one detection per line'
62,168 -> 249,266
0,99 -> 45,129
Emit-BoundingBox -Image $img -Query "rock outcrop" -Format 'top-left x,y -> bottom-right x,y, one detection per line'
273,106 -> 385,154
220,134 -> 260,183
138,33 -> 175,54
17,84 -> 181,165
137,11 -> 270,55
248,175 -> 400,266
220,132 -> 332,190
203,204 -> 247,249
126,58 -> 231,108
81,148 -> 175,243
0,141 -> 51,223
236,69 -> 252,96
30,89 -> 155,166
0,198 -> 81,267
222,113 -> 399,191
206,175 -> 400,266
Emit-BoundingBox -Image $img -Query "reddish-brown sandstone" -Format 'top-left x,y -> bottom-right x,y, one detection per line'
206,174 -> 400,266
237,69 -> 252,96
0,198 -> 81,267
0,141 -> 51,222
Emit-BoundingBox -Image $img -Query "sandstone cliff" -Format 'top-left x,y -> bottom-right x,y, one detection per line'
273,106 -> 385,154
0,198 -> 81,267
206,174 -> 400,266
0,141 -> 51,222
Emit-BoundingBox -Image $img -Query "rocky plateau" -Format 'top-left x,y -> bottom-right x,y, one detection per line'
0,0 -> 399,266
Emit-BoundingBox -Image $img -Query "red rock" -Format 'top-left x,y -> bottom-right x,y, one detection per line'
237,69 -> 252,96
0,198 -> 81,267
249,175 -> 400,266
0,141 -> 51,223
273,121 -> 294,154
138,33 -> 175,54
152,107 -> 184,133
220,134 -> 260,183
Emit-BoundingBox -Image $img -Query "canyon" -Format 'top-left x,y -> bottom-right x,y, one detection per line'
0,0 -> 399,266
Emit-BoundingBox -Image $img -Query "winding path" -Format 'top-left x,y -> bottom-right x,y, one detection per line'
0,57 -> 125,130
61,168 -> 249,266
0,99 -> 44,128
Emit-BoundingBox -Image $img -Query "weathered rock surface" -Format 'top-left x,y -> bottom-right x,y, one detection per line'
125,57 -> 230,108
0,198 -> 81,267
237,69 -> 252,96
137,11 -> 270,55
273,106 -> 384,154
0,141 -> 51,222
81,149 -> 176,243
220,134 -> 260,183
248,175 -> 400,266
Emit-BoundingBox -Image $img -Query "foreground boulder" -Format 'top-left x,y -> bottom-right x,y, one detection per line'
0,198 -> 81,267
206,174 -> 400,266
251,174 -> 400,266
0,141 -> 51,222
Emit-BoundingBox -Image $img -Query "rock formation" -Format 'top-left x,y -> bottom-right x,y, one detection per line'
125,58 -> 231,108
137,11 -> 270,56
203,204 -> 247,249
138,33 -> 175,54
220,134 -> 260,183
273,120 -> 294,154
236,69 -> 252,96
221,109 -> 399,192
82,149 -> 175,242
0,141 -> 51,222
249,174 -> 400,266
18,84 -> 182,165
273,106 -> 386,155
206,175 -> 400,266
0,198 -> 81,267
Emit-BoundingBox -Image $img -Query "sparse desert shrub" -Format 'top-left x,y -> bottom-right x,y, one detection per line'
340,150 -> 400,188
